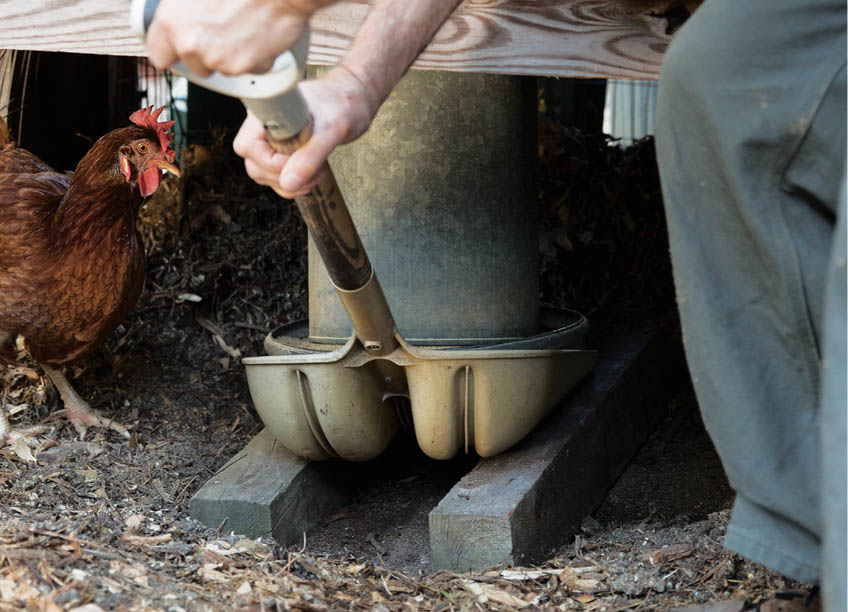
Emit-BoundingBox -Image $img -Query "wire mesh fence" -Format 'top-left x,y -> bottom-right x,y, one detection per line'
136,57 -> 187,150
0,49 -> 33,142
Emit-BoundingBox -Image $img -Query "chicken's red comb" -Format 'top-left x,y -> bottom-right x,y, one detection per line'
129,105 -> 176,161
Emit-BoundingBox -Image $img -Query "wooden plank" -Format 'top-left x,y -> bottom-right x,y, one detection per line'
0,1 -> 691,79
189,428 -> 350,544
429,329 -> 684,571
310,1 -> 678,80
0,1 -> 144,57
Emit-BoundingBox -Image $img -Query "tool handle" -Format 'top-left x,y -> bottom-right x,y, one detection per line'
270,123 -> 398,354
268,123 -> 371,291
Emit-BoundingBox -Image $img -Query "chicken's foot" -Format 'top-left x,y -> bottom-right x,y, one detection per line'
41,365 -> 131,440
0,391 -> 49,443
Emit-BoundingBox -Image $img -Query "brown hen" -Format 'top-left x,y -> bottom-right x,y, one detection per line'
0,106 -> 179,439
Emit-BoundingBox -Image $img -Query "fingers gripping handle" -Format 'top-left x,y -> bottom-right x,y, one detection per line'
268,124 -> 373,293
267,129 -> 398,356
129,0 -> 311,139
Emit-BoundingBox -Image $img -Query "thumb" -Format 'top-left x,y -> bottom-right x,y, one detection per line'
278,125 -> 341,194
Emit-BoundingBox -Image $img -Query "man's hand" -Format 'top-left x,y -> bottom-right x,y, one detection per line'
145,0 -> 463,196
145,0 -> 334,76
233,66 -> 378,198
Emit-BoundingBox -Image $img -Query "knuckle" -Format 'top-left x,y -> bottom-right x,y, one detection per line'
232,137 -> 246,157
175,27 -> 204,55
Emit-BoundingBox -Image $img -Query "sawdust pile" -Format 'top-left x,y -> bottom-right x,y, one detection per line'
0,506 -> 807,611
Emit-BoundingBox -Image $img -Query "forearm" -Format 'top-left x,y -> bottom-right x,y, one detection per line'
338,0 -> 463,113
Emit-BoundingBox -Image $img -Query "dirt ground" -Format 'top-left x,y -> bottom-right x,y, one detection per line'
0,118 -> 812,611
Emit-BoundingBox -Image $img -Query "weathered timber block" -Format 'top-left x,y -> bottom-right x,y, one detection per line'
0,1 -> 696,79
429,330 -> 683,571
189,428 -> 349,544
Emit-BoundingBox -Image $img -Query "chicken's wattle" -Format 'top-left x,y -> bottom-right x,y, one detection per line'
138,166 -> 161,197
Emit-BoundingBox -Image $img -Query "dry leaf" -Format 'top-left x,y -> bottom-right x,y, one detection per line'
462,580 -> 487,603
11,437 -> 35,462
198,566 -> 229,583
0,577 -> 39,601
575,594 -> 596,603
478,584 -> 531,608
124,514 -> 144,531
560,567 -> 602,593
237,581 -> 252,596
74,469 -> 98,482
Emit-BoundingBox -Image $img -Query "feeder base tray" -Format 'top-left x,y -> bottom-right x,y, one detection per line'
190,327 -> 682,561
244,307 -> 598,462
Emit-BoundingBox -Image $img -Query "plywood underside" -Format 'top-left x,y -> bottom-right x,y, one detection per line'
0,1 -> 698,79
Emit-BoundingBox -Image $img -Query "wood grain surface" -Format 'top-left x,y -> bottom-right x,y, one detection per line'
0,0 -> 688,79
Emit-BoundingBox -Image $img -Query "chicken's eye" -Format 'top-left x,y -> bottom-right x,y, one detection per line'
136,143 -> 149,153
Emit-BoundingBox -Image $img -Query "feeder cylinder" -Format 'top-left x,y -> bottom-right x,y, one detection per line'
308,69 -> 540,346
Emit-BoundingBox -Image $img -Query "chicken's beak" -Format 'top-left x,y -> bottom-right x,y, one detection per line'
150,158 -> 181,177
138,157 -> 181,197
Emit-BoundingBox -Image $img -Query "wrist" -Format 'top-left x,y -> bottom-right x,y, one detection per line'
332,61 -> 383,129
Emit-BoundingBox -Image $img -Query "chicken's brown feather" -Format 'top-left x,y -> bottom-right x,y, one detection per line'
0,118 -> 166,367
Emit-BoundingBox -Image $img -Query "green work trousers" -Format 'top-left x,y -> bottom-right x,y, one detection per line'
655,0 -> 846,607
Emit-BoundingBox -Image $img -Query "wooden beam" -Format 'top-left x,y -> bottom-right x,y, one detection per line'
189,428 -> 350,544
0,1 -> 690,79
311,1 -> 678,80
429,329 -> 684,571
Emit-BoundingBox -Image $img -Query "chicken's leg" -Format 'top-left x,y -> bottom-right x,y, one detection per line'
41,365 -> 131,440
0,401 -> 10,436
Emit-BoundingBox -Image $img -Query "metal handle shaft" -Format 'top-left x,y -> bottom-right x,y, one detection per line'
268,126 -> 399,355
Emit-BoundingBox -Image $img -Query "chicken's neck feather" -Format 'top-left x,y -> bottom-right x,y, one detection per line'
48,128 -> 147,249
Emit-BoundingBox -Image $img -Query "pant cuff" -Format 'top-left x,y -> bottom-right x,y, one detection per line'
724,495 -> 821,583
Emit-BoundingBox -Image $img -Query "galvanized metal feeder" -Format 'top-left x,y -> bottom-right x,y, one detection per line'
243,70 -> 597,461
